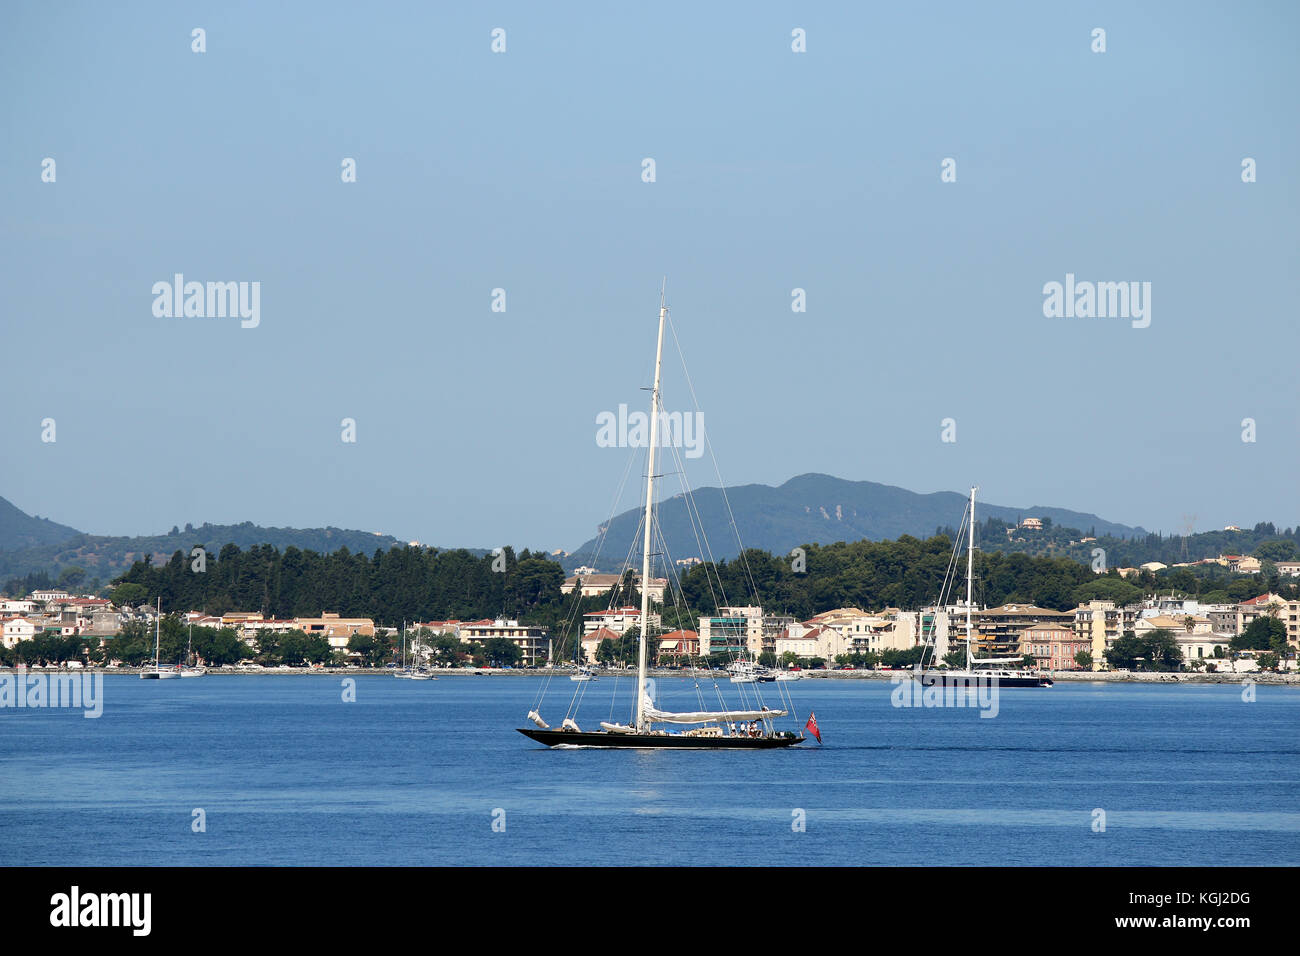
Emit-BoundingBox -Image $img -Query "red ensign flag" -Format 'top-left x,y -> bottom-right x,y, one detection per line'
805,711 -> 821,744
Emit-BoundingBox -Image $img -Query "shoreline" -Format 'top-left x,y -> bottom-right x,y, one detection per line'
3,666 -> 1296,685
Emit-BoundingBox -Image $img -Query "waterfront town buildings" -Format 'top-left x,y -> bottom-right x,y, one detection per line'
2,572 -> 1298,671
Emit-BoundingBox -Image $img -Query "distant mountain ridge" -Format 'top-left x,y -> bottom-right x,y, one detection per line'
564,473 -> 1148,571
0,496 -> 82,551
0,501 -> 410,586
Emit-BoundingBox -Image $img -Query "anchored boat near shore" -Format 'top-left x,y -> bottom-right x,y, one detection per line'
918,487 -> 1053,689
518,285 -> 804,749
139,597 -> 178,680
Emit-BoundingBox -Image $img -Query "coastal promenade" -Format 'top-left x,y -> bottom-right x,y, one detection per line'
3,665 -> 1297,684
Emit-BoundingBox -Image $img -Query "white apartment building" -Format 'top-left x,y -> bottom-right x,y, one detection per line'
698,606 -> 795,657
1073,600 -> 1140,671
1,617 -> 38,648
561,573 -> 667,602
583,607 -> 660,636
458,619 -> 551,666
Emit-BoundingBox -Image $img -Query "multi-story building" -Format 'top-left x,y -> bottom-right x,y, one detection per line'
1144,595 -> 1204,617
796,607 -> 916,656
1,617 -> 38,649
560,572 -> 667,602
698,606 -> 794,658
1222,555 -> 1262,574
580,626 -> 620,664
1204,604 -> 1238,635
774,628 -> 828,662
657,629 -> 700,661
1133,614 -> 1212,637
1018,623 -> 1090,670
1281,600 -> 1300,648
1176,632 -> 1234,664
293,613 -> 376,652
917,605 -> 966,660
975,604 -> 1076,656
85,610 -> 123,636
1236,593 -> 1286,637
582,606 -> 660,636
1073,600 -> 1139,670
459,618 -> 551,666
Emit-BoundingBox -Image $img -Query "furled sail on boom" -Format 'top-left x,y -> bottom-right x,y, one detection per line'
639,694 -> 787,726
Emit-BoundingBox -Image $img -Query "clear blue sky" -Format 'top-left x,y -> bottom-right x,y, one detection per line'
3,1 -> 1297,550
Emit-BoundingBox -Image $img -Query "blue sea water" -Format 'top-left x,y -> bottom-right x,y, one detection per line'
1,674 -> 1297,866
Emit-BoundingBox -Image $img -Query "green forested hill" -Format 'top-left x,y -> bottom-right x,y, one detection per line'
0,520 -> 412,591
565,473 -> 1147,571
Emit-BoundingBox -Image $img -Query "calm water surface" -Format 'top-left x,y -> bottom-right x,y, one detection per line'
2,675 -> 1297,866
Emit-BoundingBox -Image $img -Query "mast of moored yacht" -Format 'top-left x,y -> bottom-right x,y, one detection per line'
965,487 -> 976,671
155,596 -> 162,671
635,282 -> 668,732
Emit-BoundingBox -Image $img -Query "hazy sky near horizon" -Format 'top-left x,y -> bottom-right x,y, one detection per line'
3,2 -> 1297,551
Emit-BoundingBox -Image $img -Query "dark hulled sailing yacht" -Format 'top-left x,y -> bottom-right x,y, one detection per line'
517,286 -> 804,749
918,487 -> 1053,689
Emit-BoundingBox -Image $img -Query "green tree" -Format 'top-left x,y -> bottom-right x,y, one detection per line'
1254,540 -> 1299,562
105,623 -> 153,665
347,632 -> 392,667
431,633 -> 466,667
111,582 -> 148,608
1105,632 -> 1144,670
1233,617 -> 1285,652
57,565 -> 87,590
201,628 -> 247,666
1141,629 -> 1183,671
1074,650 -> 1093,669
481,637 -> 523,667
1072,577 -> 1143,608
257,630 -> 283,665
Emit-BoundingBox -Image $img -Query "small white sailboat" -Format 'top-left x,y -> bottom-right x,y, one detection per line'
570,664 -> 598,682
139,597 -> 178,679
180,623 -> 206,677
395,622 -> 413,677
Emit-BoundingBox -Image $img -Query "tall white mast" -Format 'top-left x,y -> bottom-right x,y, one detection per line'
155,595 -> 162,669
635,281 -> 668,732
965,486 -> 976,670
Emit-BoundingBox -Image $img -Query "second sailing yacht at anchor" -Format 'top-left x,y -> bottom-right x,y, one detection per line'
918,487 -> 1053,689
139,597 -> 178,679
517,285 -> 804,749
